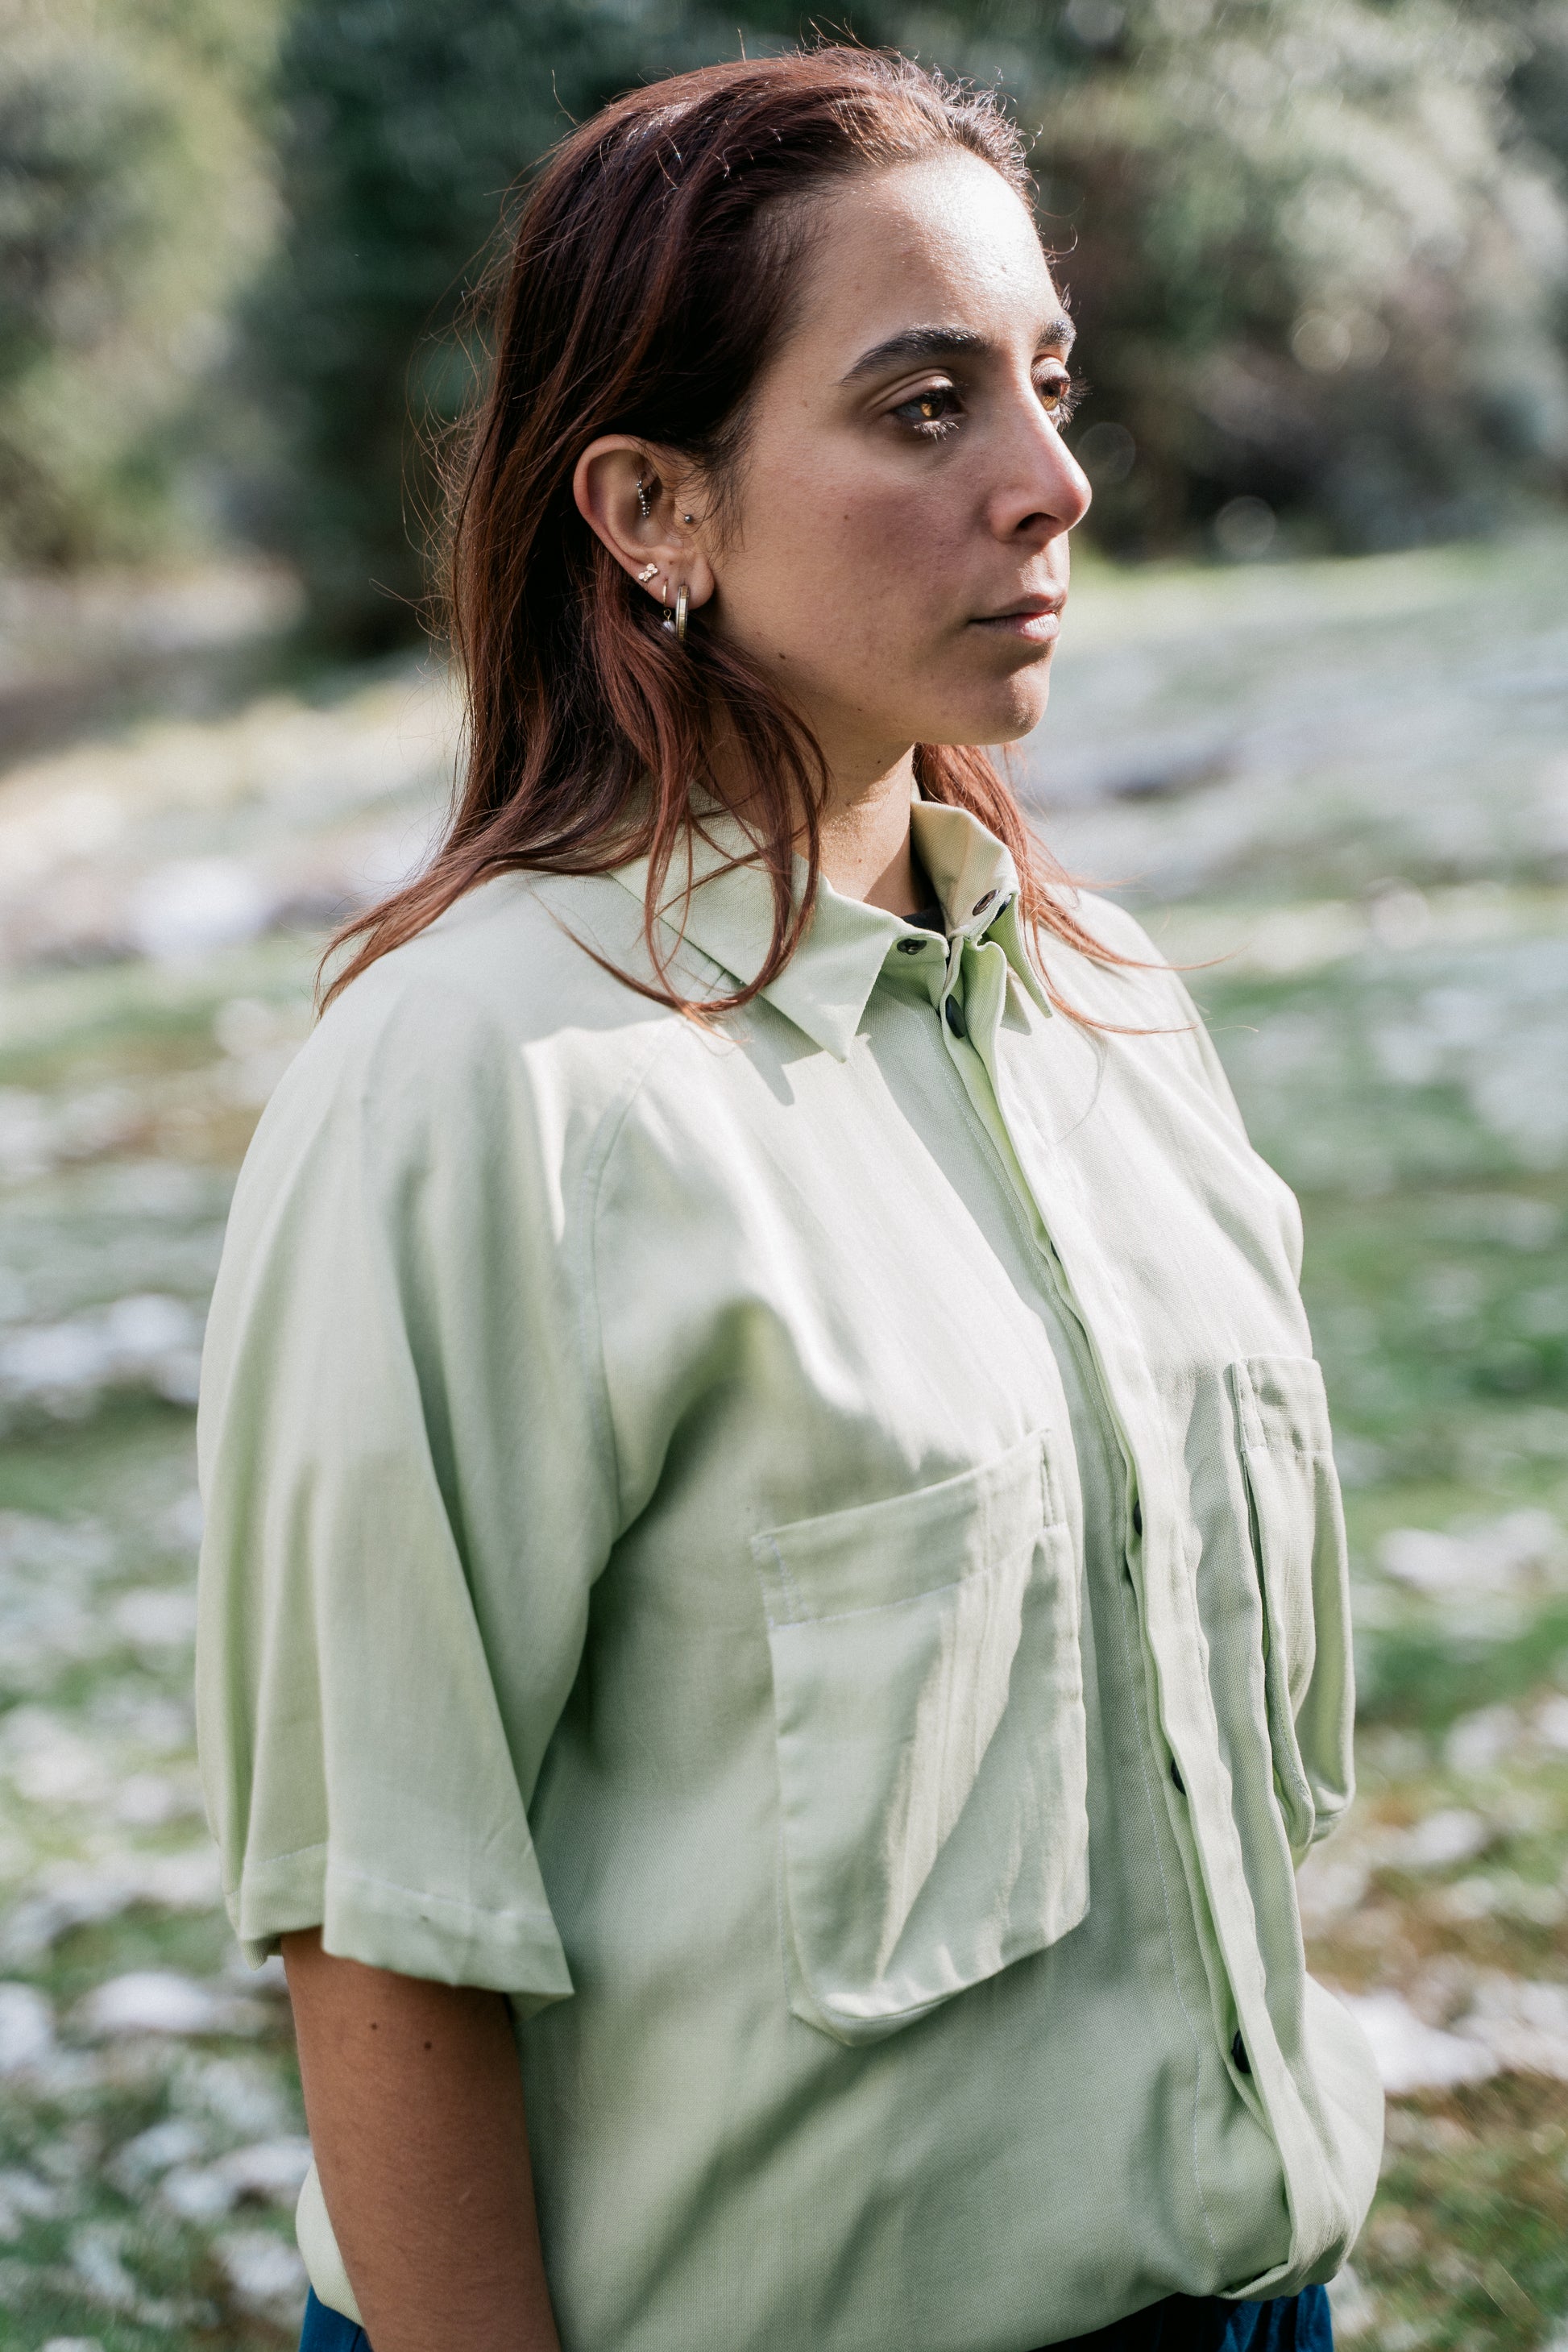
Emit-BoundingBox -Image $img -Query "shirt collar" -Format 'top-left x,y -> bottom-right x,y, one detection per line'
610,794 -> 1037,1060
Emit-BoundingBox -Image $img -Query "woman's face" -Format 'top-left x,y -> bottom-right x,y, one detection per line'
705,151 -> 1090,778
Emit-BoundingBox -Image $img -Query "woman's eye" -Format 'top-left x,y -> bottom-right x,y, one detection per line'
890,384 -> 962,437
1037,372 -> 1084,425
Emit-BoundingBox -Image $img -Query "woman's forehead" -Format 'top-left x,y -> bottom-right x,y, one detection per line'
789,155 -> 1059,363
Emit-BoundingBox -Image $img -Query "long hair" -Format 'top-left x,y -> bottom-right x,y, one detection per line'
321,44 -> 1130,1018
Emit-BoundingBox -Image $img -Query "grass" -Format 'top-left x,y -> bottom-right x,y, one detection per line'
1365,2080 -> 1568,2351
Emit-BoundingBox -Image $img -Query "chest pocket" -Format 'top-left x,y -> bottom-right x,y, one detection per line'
1228,1355 -> 1355,1860
752,1433 -> 1088,2047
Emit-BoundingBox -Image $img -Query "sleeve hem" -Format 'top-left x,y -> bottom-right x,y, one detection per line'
229,1844 -> 575,2005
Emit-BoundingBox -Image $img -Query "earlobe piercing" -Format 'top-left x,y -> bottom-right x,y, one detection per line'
662,582 -> 689,642
637,562 -> 657,583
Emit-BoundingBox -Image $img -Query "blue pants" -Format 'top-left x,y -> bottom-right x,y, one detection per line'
299,2282 -> 1333,2349
1058,2286 -> 1334,2348
301,2291 -> 368,2350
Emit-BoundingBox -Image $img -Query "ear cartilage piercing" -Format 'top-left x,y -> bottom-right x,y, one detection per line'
637,562 -> 658,583
682,512 -> 695,524
636,475 -> 653,520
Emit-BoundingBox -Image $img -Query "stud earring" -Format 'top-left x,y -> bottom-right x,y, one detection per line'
682,512 -> 695,524
637,562 -> 657,583
636,475 -> 653,521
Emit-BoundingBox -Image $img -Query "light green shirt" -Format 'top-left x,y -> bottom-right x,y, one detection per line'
196,796 -> 1382,2350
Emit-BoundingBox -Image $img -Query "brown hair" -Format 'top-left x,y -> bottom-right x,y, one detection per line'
322,44 -> 1126,1017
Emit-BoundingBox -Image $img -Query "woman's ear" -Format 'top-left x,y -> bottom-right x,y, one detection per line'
572,437 -> 716,615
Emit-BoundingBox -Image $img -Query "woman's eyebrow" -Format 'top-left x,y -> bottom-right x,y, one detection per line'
840,314 -> 1076,384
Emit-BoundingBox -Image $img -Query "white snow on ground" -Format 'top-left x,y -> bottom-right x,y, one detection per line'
0,661 -> 456,970
1336,1981 -> 1568,2095
73,1971 -> 268,2042
1379,1508 -> 1568,1598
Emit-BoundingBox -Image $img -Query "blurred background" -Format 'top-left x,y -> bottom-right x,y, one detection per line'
0,2 -> 1566,2346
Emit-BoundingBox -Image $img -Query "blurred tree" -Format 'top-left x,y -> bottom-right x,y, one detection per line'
1493,0 -> 1568,166
239,0 -> 1568,634
0,0 -> 284,566
242,0 -> 827,647
978,0 -> 1568,551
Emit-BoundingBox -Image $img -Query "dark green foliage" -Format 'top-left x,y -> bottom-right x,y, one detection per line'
237,0 -> 822,645
1010,0 -> 1568,553
0,0 -> 283,566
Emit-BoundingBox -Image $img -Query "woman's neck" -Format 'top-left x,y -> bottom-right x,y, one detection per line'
703,718 -> 922,916
815,748 -> 921,915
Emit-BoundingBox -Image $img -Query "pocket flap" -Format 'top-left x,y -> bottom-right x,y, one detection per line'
753,1433 -> 1064,1624
1230,1354 -> 1334,1460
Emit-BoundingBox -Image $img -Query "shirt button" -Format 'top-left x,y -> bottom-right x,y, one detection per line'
896,937 -> 925,955
1170,1760 -> 1184,1794
945,998 -> 966,1038
1230,2031 -> 1251,2076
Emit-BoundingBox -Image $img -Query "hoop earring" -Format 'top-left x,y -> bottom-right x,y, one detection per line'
662,582 -> 689,643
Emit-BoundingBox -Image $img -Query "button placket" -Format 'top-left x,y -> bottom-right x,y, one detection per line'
987,895 -> 1054,1021
937,931 -> 964,1046
923,894 -> 1015,1050
941,935 -> 1008,1073
884,860 -> 1296,2197
944,1002 -> 1271,2121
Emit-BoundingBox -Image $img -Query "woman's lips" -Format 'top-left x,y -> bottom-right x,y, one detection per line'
971,604 -> 1062,643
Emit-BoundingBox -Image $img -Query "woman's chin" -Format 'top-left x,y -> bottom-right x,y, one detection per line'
919,675 -> 1053,752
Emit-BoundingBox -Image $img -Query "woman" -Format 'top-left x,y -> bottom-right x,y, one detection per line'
196,45 -> 1382,2352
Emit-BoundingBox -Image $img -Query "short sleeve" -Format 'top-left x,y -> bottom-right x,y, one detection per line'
195,961 -> 618,2000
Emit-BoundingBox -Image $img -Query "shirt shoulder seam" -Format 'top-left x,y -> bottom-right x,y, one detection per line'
578,1010 -> 718,1540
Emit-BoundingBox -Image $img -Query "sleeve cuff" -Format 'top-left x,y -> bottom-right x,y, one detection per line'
229,1843 -> 575,2007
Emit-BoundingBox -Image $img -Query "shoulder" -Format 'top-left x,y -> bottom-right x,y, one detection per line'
1039,885 -> 1251,1130
330,869 -> 671,1047
1038,886 -> 1189,1020
1061,888 -> 1168,966
321,869 -> 682,1076
243,872 -> 691,1187
1062,889 -> 1184,973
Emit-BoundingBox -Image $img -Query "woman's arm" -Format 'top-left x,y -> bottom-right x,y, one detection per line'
282,1931 -> 562,2352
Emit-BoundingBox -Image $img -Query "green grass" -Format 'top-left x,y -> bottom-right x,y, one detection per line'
1364,2080 -> 1568,2351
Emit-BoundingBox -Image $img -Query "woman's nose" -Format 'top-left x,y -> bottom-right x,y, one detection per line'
991,398 -> 1092,539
